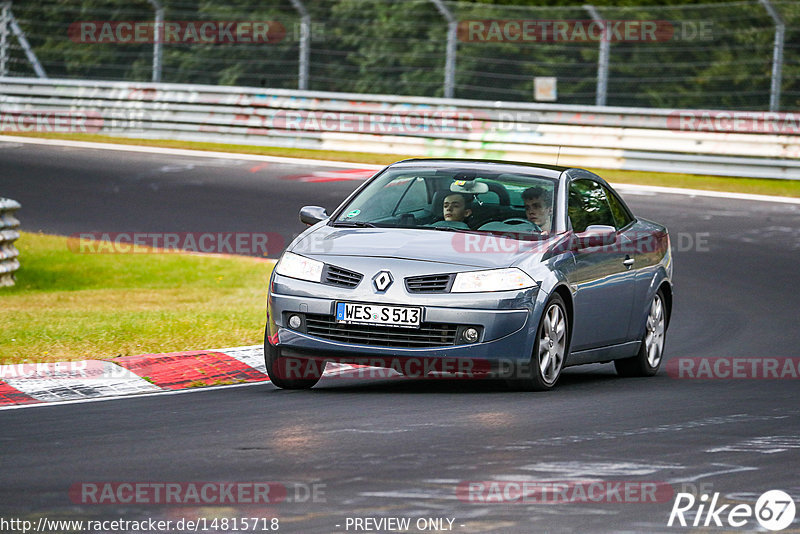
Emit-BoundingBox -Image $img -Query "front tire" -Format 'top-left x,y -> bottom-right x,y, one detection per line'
507,294 -> 569,391
615,289 -> 667,377
264,330 -> 322,389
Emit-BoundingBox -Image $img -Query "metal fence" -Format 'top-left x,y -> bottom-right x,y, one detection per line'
0,0 -> 797,111
2,77 -> 798,179
0,197 -> 20,287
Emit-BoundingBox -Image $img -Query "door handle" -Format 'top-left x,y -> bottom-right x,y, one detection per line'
623,256 -> 634,268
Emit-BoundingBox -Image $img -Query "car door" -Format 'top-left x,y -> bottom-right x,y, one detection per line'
604,186 -> 655,342
565,179 -> 636,351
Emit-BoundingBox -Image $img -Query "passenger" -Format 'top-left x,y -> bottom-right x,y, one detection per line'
522,187 -> 553,233
443,193 -> 472,223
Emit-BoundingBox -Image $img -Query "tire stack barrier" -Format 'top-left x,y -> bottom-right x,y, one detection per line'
0,197 -> 21,287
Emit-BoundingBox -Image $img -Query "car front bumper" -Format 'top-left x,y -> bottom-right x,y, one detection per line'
266,274 -> 542,371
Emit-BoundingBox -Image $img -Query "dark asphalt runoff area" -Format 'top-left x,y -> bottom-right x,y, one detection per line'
1,140 -> 799,533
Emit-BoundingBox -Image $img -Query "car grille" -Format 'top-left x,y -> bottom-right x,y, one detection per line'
323,265 -> 363,288
304,314 -> 458,347
405,274 -> 453,293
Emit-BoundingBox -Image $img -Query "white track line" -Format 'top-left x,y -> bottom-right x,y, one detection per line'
612,183 -> 800,205
0,380 -> 270,411
2,135 -> 798,204
0,135 -> 383,170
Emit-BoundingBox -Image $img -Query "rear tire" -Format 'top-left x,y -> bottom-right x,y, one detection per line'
615,289 -> 667,377
507,294 -> 569,391
264,330 -> 322,389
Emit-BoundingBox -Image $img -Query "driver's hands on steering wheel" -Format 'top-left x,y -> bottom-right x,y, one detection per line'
502,218 -> 542,231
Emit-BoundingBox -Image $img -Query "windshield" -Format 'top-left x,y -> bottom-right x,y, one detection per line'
333,167 -> 558,237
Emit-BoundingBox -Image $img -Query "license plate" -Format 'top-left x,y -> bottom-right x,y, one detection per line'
336,302 -> 421,328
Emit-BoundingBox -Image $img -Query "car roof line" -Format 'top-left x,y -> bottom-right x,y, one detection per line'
391,157 -> 571,173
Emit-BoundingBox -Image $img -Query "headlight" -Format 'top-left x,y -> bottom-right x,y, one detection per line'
451,268 -> 536,293
274,251 -> 324,283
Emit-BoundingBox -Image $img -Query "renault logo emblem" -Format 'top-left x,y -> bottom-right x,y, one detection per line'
372,270 -> 393,292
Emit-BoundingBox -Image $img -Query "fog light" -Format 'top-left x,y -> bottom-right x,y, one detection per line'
463,327 -> 479,343
289,314 -> 302,329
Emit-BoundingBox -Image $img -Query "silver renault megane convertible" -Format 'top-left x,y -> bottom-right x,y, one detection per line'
265,159 -> 672,390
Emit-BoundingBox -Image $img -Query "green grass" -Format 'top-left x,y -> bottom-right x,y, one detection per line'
0,232 -> 274,365
5,131 -> 799,198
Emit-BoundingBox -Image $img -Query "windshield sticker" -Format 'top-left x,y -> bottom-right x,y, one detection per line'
345,209 -> 361,218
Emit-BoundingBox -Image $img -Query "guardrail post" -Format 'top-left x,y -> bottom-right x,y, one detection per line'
0,2 -> 9,77
429,0 -> 456,98
759,0 -> 784,112
0,197 -> 21,287
584,4 -> 609,107
147,0 -> 163,83
6,7 -> 47,78
289,0 -> 310,90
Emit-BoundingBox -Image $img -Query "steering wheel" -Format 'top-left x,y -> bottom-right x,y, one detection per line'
501,218 -> 542,231
503,218 -> 534,225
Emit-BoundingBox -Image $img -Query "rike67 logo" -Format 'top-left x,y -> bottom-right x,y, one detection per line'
668,490 -> 796,531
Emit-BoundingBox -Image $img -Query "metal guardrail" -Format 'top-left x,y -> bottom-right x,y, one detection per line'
0,197 -> 20,287
0,77 -> 798,179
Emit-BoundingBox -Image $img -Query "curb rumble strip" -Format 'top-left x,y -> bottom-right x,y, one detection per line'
0,346 -> 269,407
0,347 -> 375,408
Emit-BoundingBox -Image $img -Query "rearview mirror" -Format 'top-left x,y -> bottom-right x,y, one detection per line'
574,224 -> 616,249
299,206 -> 329,226
450,180 -> 489,194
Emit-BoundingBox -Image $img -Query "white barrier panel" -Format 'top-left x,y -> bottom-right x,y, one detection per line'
1,77 -> 798,179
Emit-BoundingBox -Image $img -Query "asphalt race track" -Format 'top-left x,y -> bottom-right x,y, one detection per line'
1,141 -> 799,533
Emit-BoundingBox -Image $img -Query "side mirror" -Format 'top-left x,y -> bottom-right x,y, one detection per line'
574,224 -> 616,249
299,206 -> 329,226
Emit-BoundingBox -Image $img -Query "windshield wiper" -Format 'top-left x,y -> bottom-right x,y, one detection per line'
331,220 -> 376,228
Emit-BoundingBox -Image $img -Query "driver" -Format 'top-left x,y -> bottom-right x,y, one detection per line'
522,187 -> 553,233
443,193 -> 472,223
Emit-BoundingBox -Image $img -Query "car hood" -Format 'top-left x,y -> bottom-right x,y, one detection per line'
289,225 -> 556,268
